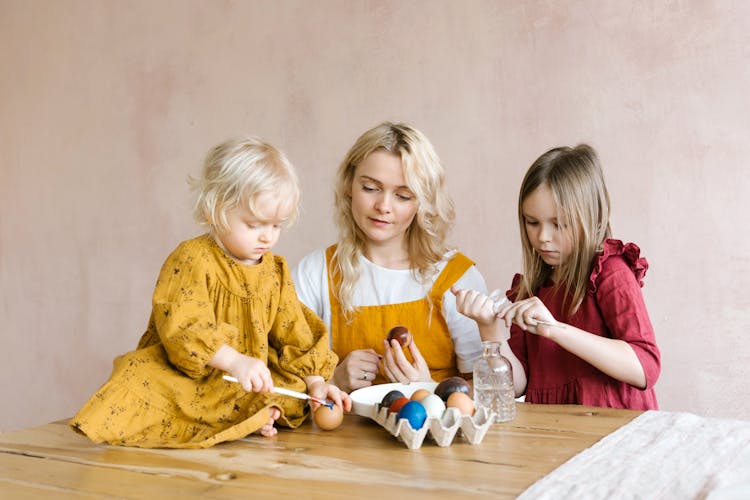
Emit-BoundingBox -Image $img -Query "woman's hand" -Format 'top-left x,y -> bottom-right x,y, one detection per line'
329,349 -> 382,392
381,338 -> 433,384
305,376 -> 352,412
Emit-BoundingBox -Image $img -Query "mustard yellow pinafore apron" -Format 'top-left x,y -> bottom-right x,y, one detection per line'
325,246 -> 474,383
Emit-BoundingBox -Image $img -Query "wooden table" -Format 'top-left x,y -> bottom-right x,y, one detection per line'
0,403 -> 640,498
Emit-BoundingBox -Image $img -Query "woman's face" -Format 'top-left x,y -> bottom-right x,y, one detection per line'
349,150 -> 418,251
522,183 -> 574,271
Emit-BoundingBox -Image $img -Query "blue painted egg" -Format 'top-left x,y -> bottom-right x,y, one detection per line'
397,400 -> 428,430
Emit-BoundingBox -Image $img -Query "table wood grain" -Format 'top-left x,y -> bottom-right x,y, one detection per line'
0,403 -> 640,498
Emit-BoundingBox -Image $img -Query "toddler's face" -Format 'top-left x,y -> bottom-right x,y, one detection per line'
522,184 -> 573,273
216,191 -> 292,265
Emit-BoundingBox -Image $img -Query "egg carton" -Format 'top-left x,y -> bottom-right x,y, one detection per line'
369,404 -> 495,449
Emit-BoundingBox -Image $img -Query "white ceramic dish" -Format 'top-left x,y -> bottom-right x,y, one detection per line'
350,382 -> 437,417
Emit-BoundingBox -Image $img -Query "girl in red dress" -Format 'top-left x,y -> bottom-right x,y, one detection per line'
454,144 -> 660,410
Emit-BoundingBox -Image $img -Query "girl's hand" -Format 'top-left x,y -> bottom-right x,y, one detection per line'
228,355 -> 275,393
305,376 -> 352,412
451,286 -> 500,325
382,338 -> 433,384
330,349 -> 382,392
501,296 -> 557,337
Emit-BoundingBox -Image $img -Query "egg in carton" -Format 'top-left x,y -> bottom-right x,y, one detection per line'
371,404 -> 495,449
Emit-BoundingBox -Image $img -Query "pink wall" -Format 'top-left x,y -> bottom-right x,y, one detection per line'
2,0 -> 748,431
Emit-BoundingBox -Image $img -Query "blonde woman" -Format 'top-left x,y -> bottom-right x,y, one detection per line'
72,137 -> 349,448
293,122 -> 488,393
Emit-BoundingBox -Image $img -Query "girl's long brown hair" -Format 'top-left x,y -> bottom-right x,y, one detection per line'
514,144 -> 611,318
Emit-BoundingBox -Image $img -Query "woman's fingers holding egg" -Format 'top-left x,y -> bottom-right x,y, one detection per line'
406,341 -> 433,382
391,339 -> 420,380
382,340 -> 409,383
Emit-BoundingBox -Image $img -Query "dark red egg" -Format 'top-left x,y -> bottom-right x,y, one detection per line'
388,397 -> 411,414
434,376 -> 472,402
387,325 -> 412,347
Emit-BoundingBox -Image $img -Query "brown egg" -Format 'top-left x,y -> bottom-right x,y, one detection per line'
313,402 -> 344,430
435,376 -> 472,402
446,391 -> 475,416
387,325 -> 412,347
410,389 -> 431,402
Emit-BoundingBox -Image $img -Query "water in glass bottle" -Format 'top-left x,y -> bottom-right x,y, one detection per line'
473,341 -> 515,423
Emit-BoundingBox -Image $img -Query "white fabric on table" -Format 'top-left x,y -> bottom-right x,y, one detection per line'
519,410 -> 750,499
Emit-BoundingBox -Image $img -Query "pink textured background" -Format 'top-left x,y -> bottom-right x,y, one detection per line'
2,0 -> 748,430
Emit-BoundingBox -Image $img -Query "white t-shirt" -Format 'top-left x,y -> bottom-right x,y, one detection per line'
292,248 -> 488,374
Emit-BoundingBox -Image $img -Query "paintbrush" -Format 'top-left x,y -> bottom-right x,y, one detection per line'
222,375 -> 334,408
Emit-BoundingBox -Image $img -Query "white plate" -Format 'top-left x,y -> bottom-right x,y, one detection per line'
349,382 -> 438,417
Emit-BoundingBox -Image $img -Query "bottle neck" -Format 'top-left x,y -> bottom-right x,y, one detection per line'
481,341 -> 502,357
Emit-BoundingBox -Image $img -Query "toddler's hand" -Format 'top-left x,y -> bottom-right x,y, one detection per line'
305,376 -> 352,412
229,355 -> 274,393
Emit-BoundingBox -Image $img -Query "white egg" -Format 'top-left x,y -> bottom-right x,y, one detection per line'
420,394 -> 446,419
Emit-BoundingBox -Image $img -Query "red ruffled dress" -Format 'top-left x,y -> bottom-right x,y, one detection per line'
507,240 -> 660,410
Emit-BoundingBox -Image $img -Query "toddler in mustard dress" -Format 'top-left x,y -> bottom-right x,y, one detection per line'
71,137 -> 350,448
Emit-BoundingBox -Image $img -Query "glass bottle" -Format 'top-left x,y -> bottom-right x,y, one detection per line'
473,341 -> 515,423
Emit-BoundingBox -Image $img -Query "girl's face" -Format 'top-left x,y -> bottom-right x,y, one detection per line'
215,191 -> 291,265
349,150 -> 418,251
522,184 -> 574,272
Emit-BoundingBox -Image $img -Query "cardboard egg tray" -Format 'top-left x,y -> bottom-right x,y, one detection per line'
369,404 -> 494,449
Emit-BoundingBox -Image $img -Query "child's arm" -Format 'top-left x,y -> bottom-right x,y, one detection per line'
502,297 -> 647,389
208,344 -> 274,393
267,258 -> 339,389
451,287 -> 528,397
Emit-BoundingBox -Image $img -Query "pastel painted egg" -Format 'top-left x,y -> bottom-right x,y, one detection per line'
313,402 -> 344,430
434,376 -> 472,402
380,390 -> 406,410
397,401 -> 428,430
386,325 -> 412,347
446,391 -> 475,416
410,388 -> 431,402
388,396 -> 411,414
420,394 -> 446,419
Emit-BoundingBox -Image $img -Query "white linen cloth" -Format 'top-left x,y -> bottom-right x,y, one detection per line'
519,410 -> 750,499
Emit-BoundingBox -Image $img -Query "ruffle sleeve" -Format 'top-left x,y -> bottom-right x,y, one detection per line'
590,239 -> 649,293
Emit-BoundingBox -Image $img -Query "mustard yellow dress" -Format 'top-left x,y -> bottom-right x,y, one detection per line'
71,234 -> 337,448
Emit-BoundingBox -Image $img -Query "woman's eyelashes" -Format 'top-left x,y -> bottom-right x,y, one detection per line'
360,183 -> 413,201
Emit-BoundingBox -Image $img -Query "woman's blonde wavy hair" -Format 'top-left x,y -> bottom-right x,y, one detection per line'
190,137 -> 299,234
514,144 -> 612,318
332,122 -> 455,315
